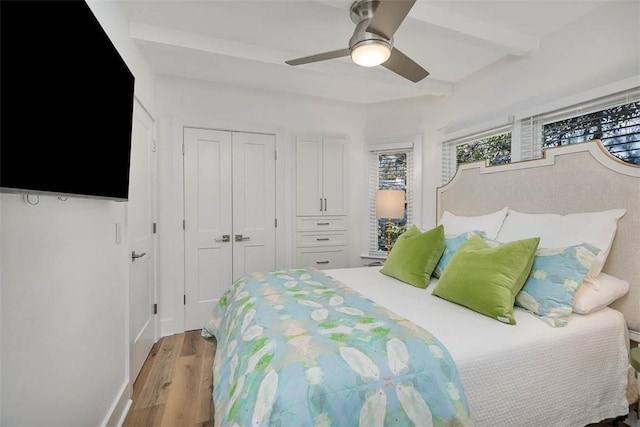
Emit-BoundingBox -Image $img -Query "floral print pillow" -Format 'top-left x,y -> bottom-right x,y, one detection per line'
515,244 -> 600,327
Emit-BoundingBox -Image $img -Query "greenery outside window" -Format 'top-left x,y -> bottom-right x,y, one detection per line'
542,101 -> 640,165
441,125 -> 513,184
521,88 -> 640,164
456,132 -> 512,166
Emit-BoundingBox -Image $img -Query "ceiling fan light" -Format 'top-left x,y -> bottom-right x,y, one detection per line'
351,40 -> 391,67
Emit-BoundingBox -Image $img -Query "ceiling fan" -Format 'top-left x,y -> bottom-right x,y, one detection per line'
285,0 -> 429,83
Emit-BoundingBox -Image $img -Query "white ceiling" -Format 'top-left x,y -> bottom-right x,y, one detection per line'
120,0 -> 610,104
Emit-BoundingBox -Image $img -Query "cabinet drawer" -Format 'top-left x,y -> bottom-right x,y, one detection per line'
297,247 -> 348,270
297,216 -> 347,231
297,231 -> 347,248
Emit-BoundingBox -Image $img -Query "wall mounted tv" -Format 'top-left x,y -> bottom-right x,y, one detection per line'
1,0 -> 135,201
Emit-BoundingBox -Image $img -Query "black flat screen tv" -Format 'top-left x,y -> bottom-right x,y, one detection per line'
1,0 -> 135,201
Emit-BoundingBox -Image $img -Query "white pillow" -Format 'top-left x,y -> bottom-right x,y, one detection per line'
438,207 -> 508,240
573,272 -> 629,314
495,209 -> 626,280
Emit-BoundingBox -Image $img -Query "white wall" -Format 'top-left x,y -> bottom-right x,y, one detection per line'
0,196 -> 128,426
363,0 -> 640,232
0,1 -> 156,425
155,76 -> 367,335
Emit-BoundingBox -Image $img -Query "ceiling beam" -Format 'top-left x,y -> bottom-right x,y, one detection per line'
310,0 -> 539,55
129,22 -> 453,96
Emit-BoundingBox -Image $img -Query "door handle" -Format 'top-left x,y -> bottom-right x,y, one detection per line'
316,260 -> 330,265
215,235 -> 230,243
131,251 -> 146,261
235,234 -> 250,242
320,198 -> 323,212
324,198 -> 327,211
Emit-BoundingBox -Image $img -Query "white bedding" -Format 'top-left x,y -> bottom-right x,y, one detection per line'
327,266 -> 630,427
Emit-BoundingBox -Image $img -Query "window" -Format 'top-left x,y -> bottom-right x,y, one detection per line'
441,125 -> 513,184
369,146 -> 414,256
521,88 -> 640,164
456,132 -> 512,166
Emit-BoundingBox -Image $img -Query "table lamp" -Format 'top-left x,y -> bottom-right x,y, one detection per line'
376,189 -> 405,257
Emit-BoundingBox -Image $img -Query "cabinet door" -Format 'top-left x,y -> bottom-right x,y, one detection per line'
296,136 -> 324,216
322,138 -> 346,216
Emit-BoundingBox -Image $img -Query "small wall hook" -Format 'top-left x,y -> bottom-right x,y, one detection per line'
25,194 -> 40,205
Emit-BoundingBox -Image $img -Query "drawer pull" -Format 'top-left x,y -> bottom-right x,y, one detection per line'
317,222 -> 330,226
316,260 -> 330,264
316,238 -> 330,241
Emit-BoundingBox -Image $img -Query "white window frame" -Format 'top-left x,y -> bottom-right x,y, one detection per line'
366,136 -> 422,259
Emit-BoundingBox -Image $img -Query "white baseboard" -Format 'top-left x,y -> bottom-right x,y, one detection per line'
115,399 -> 133,427
101,380 -> 131,427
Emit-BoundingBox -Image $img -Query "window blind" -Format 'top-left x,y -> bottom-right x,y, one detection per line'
368,147 -> 414,257
441,123 -> 513,184
520,87 -> 640,161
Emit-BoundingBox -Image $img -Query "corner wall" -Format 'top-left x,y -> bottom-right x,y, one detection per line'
0,1 -> 156,424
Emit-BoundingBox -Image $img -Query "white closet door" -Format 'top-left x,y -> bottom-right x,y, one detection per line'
322,138 -> 346,216
184,128 -> 233,331
129,101 -> 157,381
296,136 -> 323,216
232,132 -> 276,281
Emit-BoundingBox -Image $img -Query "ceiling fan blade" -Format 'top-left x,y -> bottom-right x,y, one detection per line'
366,0 -> 416,40
285,48 -> 351,66
382,47 -> 429,82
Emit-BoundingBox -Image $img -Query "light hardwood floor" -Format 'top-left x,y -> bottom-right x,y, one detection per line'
124,330 -> 216,427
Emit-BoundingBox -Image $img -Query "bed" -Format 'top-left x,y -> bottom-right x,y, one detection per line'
202,140 -> 640,426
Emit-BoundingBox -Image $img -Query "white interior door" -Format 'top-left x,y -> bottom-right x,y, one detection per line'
232,132 -> 276,281
129,101 -> 157,382
184,128 -> 233,331
183,128 -> 276,331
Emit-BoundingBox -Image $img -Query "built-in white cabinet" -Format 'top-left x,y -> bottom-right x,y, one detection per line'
295,136 -> 346,216
295,135 -> 348,269
295,216 -> 348,269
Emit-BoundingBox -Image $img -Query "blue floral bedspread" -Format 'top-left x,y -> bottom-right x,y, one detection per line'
202,268 -> 472,426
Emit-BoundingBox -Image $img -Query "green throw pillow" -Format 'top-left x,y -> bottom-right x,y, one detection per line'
432,235 -> 540,324
380,224 -> 445,289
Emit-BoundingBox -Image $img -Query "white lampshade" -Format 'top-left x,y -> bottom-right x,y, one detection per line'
376,189 -> 405,219
351,40 -> 391,67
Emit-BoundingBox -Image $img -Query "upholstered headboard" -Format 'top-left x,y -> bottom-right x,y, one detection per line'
436,140 -> 640,332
